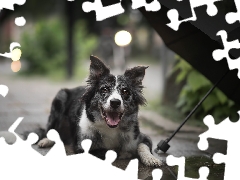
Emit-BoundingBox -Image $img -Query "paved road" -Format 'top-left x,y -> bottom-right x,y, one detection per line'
0,63 -> 226,180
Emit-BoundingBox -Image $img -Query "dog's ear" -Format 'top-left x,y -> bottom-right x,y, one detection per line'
124,66 -> 148,106
124,66 -> 148,85
89,55 -> 110,79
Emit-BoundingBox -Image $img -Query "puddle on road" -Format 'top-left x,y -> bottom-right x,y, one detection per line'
183,156 -> 225,180
113,159 -> 176,180
113,156 -> 225,180
31,143 -> 225,179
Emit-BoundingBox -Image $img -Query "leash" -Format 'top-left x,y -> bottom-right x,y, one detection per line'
155,69 -> 230,153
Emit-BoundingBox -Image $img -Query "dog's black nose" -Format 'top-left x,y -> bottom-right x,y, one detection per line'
110,99 -> 121,109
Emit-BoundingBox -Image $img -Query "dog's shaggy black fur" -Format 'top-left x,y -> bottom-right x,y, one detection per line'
31,56 -> 162,166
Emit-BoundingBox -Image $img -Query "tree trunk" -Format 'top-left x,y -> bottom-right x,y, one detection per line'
66,1 -> 75,79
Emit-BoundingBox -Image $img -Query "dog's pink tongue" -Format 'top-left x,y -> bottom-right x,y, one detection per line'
106,112 -> 120,126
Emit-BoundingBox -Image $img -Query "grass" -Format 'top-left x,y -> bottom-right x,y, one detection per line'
73,62 -> 89,82
17,60 -> 89,83
141,98 -> 208,129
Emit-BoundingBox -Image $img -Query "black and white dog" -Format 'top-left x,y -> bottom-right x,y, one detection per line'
38,55 -> 162,167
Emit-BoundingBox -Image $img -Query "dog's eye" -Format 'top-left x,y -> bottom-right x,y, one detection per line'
121,88 -> 129,96
100,87 -> 109,94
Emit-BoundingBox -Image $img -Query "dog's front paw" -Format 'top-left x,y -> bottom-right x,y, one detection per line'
140,154 -> 163,167
38,138 -> 55,148
138,143 -> 163,167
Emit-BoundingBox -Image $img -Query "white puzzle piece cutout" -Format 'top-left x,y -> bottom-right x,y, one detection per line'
0,1 -> 26,27
0,0 -> 26,11
1,1 -> 237,179
212,30 -> 240,79
0,118 -> 140,180
198,113 -> 240,180
0,85 -> 9,97
152,168 -> 163,180
167,155 -> 209,180
124,158 -> 139,179
131,0 -> 161,12
167,0 -> 222,31
225,0 -> 240,24
0,42 -> 22,61
82,0 -> 125,21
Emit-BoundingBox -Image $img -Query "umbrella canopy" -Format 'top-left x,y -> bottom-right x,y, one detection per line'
139,0 -> 240,105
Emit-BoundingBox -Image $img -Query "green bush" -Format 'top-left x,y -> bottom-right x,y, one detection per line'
74,20 -> 98,62
21,18 -> 66,75
20,17 -> 97,78
174,56 -> 239,122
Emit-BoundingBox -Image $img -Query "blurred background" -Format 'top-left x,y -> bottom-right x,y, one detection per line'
0,0 -> 238,128
0,1 -> 236,179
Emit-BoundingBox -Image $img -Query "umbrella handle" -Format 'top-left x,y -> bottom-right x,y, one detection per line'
155,69 -> 230,153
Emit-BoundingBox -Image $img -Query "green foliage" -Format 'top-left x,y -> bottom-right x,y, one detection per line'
20,17 -> 97,78
74,20 -> 98,62
21,18 -> 66,75
174,56 -> 240,122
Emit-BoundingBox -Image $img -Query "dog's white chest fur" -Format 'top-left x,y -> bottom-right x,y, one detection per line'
95,122 -> 121,149
79,107 -> 121,149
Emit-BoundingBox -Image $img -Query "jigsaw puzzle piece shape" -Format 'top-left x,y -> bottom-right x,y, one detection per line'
152,168 -> 163,180
0,42 -> 21,60
8,117 -> 23,135
0,0 -> 26,10
198,114 -> 240,151
0,124 -> 138,180
212,30 -> 240,78
0,117 -> 41,161
104,151 -> 139,179
167,155 -> 209,180
197,115 -> 217,151
160,0 -> 192,18
25,132 -> 39,145
184,1 -> 240,41
213,152 -> 226,164
131,0 -> 161,11
81,138 -> 92,153
198,112 -> 240,180
81,139 -> 139,179
0,85 -> 9,97
167,0 -> 222,31
45,129 -> 66,157
76,139 -> 138,179
105,150 -> 117,164
167,9 -> 183,31
124,159 -> 139,179
0,119 -> 20,146
0,131 -> 16,144
226,0 -> 240,24
189,0 -> 221,16
213,30 -> 240,60
82,0 -> 124,21
212,151 -> 237,180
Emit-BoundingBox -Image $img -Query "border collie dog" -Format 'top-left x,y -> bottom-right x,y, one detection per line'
38,55 -> 162,167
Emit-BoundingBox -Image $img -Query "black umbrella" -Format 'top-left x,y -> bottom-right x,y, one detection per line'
139,0 -> 240,152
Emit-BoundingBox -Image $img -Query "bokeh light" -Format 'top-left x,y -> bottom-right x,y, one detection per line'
114,30 -> 132,47
11,48 -> 22,61
11,60 -> 21,72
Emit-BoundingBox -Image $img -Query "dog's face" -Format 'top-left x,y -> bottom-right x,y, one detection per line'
82,56 -> 147,128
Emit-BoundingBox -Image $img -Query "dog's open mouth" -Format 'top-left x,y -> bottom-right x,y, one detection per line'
101,108 -> 123,128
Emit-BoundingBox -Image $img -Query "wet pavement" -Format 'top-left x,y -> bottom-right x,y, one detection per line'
0,69 -> 226,179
